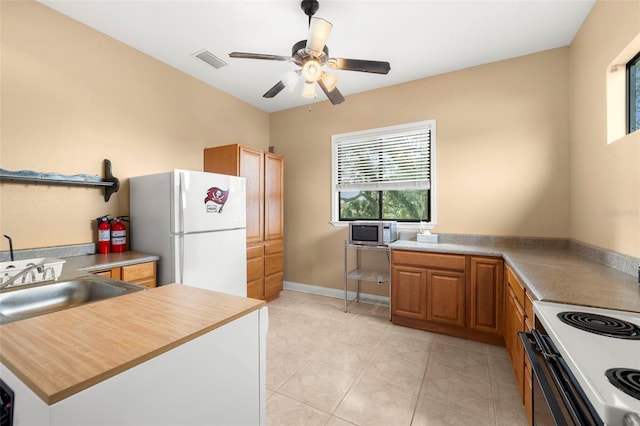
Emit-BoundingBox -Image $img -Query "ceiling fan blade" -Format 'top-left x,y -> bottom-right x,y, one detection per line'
229,52 -> 291,62
263,81 -> 286,98
317,79 -> 345,105
306,17 -> 333,53
328,58 -> 391,74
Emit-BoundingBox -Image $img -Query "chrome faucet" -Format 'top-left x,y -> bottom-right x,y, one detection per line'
0,262 -> 42,289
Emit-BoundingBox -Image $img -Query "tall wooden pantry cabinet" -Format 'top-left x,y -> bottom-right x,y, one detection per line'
204,144 -> 284,301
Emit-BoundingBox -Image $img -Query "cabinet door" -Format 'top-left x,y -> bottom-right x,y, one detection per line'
391,265 -> 427,321
505,285 -> 526,402
469,257 -> 504,336
264,153 -> 284,241
91,267 -> 121,281
426,269 -> 466,327
121,262 -> 157,288
239,147 -> 265,243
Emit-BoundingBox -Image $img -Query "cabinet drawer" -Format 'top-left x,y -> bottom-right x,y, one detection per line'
247,244 -> 263,259
247,278 -> 265,300
264,240 -> 283,255
524,291 -> 535,321
392,250 -> 465,271
506,265 -> 525,307
121,262 -> 155,282
265,272 -> 283,298
132,277 -> 156,288
91,268 -> 121,281
265,252 -> 283,276
247,256 -> 264,282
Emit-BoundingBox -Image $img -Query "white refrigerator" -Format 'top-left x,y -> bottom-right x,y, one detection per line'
129,170 -> 247,297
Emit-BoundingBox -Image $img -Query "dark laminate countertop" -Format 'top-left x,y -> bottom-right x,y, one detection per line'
390,241 -> 640,313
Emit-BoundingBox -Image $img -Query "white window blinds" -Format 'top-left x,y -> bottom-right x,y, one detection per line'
335,126 -> 431,192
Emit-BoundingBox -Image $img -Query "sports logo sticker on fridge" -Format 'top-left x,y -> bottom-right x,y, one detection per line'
204,187 -> 230,213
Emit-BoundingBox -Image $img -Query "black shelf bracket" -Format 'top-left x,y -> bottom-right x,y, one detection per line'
0,159 -> 120,202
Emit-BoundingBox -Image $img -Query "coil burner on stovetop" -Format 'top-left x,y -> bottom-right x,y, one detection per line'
557,311 -> 640,339
606,368 -> 640,401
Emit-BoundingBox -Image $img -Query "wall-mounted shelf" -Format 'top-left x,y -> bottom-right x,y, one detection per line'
0,159 -> 120,202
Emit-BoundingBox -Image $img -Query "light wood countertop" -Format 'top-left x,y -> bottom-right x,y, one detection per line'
0,284 -> 266,405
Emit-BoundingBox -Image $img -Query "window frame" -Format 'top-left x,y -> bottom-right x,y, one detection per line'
626,51 -> 640,134
331,120 -> 437,228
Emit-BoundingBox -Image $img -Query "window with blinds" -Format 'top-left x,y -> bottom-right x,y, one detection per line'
331,120 -> 436,223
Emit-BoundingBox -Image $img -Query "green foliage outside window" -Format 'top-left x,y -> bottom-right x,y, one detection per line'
339,189 -> 430,222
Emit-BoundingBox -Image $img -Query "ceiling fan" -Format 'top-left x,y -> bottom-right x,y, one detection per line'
229,0 -> 391,105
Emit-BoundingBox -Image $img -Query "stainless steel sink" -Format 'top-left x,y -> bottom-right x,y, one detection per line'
0,278 -> 145,324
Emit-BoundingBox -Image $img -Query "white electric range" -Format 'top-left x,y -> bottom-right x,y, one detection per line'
530,301 -> 640,425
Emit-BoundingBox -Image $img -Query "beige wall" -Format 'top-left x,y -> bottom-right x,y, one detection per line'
271,48 -> 571,290
569,0 -> 640,258
3,1 -> 637,294
0,1 -> 269,250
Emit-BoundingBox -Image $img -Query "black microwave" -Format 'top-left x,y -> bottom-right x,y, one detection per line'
348,221 -> 398,246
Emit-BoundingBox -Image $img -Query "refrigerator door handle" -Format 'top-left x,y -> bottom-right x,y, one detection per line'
178,171 -> 186,284
179,234 -> 185,284
178,171 -> 186,234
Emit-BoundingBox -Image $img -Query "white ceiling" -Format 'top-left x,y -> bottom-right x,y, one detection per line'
39,0 -> 595,113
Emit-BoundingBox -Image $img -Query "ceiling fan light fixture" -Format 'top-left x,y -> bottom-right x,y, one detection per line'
302,81 -> 317,99
302,59 -> 322,81
283,70 -> 300,91
321,71 -> 338,92
307,17 -> 333,53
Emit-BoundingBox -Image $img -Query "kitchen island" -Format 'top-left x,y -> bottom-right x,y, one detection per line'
0,284 -> 267,426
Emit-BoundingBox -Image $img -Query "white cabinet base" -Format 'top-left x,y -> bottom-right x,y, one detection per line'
1,307 -> 268,426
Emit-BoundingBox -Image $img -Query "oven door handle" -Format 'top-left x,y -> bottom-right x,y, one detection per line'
530,329 -> 559,361
519,332 -> 569,423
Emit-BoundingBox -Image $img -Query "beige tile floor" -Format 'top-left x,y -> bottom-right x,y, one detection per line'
266,290 -> 528,426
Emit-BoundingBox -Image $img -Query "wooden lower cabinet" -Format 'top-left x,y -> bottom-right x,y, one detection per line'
392,265 -> 428,320
92,268 -> 121,280
246,244 -> 265,300
391,250 -> 504,345
470,257 -> 504,336
246,240 -> 283,301
505,284 -> 525,399
264,240 -> 283,300
504,263 -> 534,423
91,261 -> 156,288
425,269 -> 466,327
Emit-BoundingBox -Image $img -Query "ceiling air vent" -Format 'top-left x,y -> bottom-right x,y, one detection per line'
193,50 -> 227,69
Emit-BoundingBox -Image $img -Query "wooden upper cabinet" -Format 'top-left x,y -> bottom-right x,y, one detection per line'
204,144 -> 264,243
240,147 -> 265,243
264,152 -> 284,241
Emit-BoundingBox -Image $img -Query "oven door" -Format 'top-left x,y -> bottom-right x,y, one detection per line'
519,331 -> 603,426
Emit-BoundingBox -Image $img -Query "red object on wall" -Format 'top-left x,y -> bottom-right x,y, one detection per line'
97,216 -> 111,254
111,217 -> 127,252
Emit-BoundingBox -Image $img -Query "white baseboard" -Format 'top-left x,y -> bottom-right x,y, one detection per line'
283,281 -> 390,306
